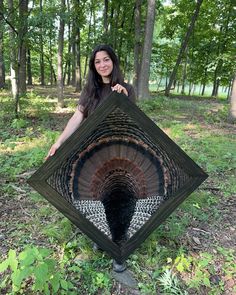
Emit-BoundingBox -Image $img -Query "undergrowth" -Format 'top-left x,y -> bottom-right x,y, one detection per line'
0,90 -> 235,294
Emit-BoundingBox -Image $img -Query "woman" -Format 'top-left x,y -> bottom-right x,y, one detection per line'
46,45 -> 136,272
46,44 -> 136,160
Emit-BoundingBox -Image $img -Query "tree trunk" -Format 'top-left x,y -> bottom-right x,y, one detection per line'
83,4 -> 93,80
0,0 -> 5,88
165,0 -> 203,96
229,74 -> 236,122
18,0 -> 28,94
57,0 -> 65,107
75,26 -> 82,92
8,0 -> 19,115
103,0 -> 108,35
27,48 -> 32,85
39,0 -> 45,85
133,0 -> 142,95
65,0 -> 71,85
49,32 -> 55,85
181,54 -> 188,95
137,0 -> 156,100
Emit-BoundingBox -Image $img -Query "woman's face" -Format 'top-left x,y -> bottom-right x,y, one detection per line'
94,50 -> 113,83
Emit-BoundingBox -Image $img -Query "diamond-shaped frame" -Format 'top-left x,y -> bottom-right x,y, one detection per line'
28,92 -> 208,263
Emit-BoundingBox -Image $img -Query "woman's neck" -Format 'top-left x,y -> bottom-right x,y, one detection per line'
102,77 -> 111,84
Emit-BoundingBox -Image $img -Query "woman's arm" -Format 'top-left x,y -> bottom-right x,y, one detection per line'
45,108 -> 84,160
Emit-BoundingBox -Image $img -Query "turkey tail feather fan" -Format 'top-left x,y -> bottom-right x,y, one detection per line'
28,92 -> 208,263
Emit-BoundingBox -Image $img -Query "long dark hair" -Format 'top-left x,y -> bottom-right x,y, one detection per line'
84,45 -> 124,102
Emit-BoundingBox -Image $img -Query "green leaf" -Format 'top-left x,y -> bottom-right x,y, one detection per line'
0,259 -> 9,272
34,263 -> 49,291
8,249 -> 18,272
50,273 -> 60,293
11,269 -> 22,290
38,248 -> 52,258
61,279 -> 68,290
203,277 -> 211,287
19,249 -> 36,266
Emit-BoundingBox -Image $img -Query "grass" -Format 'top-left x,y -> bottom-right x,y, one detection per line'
0,88 -> 235,294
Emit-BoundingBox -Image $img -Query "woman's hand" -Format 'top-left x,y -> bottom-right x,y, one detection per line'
45,142 -> 61,161
111,84 -> 128,96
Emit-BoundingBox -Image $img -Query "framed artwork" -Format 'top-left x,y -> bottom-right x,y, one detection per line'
28,92 -> 208,264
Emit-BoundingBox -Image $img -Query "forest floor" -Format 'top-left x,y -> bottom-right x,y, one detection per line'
0,86 -> 235,294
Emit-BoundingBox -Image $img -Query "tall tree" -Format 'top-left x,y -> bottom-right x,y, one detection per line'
57,0 -> 66,107
0,0 -> 5,88
165,0 -> 204,96
27,48 -> 32,85
8,0 -> 20,115
39,0 -> 45,85
18,0 -> 28,94
137,0 -> 156,100
229,73 -> 236,122
133,0 -> 142,95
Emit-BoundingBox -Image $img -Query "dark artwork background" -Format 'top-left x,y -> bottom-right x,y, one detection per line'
28,93 -> 208,263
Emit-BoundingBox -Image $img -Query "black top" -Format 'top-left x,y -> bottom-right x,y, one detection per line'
78,82 -> 136,118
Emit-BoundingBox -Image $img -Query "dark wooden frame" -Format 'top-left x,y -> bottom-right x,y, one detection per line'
28,92 -> 208,263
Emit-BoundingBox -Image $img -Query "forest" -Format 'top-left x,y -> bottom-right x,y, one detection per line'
0,0 -> 236,294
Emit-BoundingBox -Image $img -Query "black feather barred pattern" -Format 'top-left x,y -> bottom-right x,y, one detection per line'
73,200 -> 112,238
47,108 -> 191,244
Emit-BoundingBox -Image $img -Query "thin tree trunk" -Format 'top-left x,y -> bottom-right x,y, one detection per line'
137,0 -> 156,100
57,0 -> 65,107
18,0 -> 28,94
181,54 -> 188,95
0,0 -> 5,88
49,32 -> 54,85
39,0 -> 45,85
133,0 -> 142,95
75,26 -> 81,92
8,0 -> 19,116
229,74 -> 236,122
66,0 -> 71,85
165,0 -> 203,96
104,0 -> 108,34
71,41 -> 76,85
0,3 -> 5,88
27,48 -> 32,85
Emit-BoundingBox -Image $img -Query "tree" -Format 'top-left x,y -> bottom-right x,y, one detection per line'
0,0 -> 5,88
57,0 -> 66,108
8,0 -> 20,115
137,0 -> 156,100
165,0 -> 204,96
133,0 -> 142,95
39,0 -> 45,85
18,0 -> 28,94
229,73 -> 236,122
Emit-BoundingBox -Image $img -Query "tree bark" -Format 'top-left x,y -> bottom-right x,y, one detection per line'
229,74 -> 236,122
39,0 -> 45,85
75,26 -> 82,92
133,0 -> 142,95
27,48 -> 32,85
137,0 -> 156,100
0,0 -> 5,88
8,0 -> 19,115
104,0 -> 108,34
18,0 -> 28,94
181,53 -> 188,95
165,0 -> 203,97
57,0 -> 65,107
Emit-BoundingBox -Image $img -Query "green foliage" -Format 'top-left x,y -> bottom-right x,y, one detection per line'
0,92 -> 235,294
0,247 -> 76,294
157,269 -> 188,295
